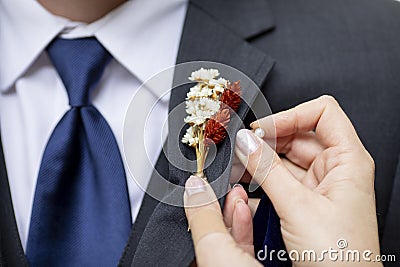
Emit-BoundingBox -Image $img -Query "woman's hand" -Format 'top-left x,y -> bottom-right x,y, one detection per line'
235,95 -> 381,266
184,175 -> 262,267
184,95 -> 381,267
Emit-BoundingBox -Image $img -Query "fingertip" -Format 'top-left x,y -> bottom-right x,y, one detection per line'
234,199 -> 252,223
235,198 -> 246,209
231,198 -> 253,245
232,184 -> 248,203
185,175 -> 207,198
249,117 -> 275,138
250,121 -> 259,129
235,129 -> 262,157
184,175 -> 219,212
234,199 -> 250,224
232,183 -> 244,189
223,186 -> 248,227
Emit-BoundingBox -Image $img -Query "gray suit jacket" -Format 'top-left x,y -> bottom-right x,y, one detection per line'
1,0 -> 399,266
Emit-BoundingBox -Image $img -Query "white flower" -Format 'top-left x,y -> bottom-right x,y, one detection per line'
184,98 -> 220,126
209,78 -> 228,87
189,68 -> 220,82
185,98 -> 220,116
184,115 -> 206,126
208,78 -> 228,95
186,84 -> 213,99
181,127 -> 199,146
197,98 -> 220,114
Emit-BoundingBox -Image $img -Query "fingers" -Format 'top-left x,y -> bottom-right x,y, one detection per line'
231,199 -> 254,256
276,131 -> 324,169
184,176 -> 228,245
223,185 -> 248,227
282,158 -> 319,189
222,185 -> 253,255
251,95 -> 361,148
184,176 -> 261,267
235,129 -> 311,218
281,158 -> 307,180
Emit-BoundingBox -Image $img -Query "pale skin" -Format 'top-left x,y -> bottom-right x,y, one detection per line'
184,95 -> 382,267
38,0 -> 127,23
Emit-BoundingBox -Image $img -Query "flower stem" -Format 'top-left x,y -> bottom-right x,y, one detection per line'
195,126 -> 207,178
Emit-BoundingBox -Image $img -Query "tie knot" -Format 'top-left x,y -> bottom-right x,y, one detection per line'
47,37 -> 112,107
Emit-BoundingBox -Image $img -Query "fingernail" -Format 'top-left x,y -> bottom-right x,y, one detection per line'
185,175 -> 207,197
232,183 -> 243,189
236,129 -> 261,156
235,198 -> 245,207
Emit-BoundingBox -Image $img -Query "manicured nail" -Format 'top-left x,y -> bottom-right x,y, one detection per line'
236,129 -> 261,156
232,183 -> 243,189
185,175 -> 207,197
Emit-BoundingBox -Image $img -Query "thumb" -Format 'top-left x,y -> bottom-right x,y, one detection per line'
234,129 -> 312,219
184,175 -> 261,267
184,175 -> 228,245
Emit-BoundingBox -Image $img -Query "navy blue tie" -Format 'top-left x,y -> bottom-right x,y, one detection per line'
26,38 -> 131,267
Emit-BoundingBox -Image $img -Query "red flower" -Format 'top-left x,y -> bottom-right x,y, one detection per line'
220,81 -> 241,111
204,108 -> 230,146
204,80 -> 241,147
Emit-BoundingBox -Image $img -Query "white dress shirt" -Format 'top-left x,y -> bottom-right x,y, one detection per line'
0,0 -> 188,250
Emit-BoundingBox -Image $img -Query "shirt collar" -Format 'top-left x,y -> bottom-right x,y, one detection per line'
94,0 -> 188,99
0,0 -> 188,98
0,0 -> 68,91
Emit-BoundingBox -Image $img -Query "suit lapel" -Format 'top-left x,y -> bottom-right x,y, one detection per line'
189,0 -> 275,40
130,0 -> 275,266
119,149 -> 170,266
0,134 -> 28,266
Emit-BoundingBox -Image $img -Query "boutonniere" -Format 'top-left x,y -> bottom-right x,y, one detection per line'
182,68 -> 242,179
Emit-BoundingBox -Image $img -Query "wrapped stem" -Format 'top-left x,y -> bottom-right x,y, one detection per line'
195,126 -> 208,178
